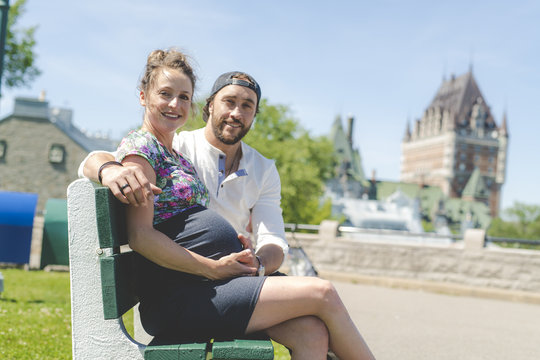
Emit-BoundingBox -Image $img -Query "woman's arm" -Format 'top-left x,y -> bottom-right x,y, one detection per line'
123,155 -> 257,280
81,151 -> 159,206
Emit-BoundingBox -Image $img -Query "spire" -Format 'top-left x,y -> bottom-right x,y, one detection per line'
469,48 -> 474,74
500,110 -> 508,136
346,114 -> 354,148
403,119 -> 411,141
329,115 -> 343,141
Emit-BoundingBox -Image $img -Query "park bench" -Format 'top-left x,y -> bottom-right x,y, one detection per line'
67,178 -> 274,359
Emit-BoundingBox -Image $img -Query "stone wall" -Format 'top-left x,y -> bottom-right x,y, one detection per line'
286,221 -> 540,294
0,117 -> 88,212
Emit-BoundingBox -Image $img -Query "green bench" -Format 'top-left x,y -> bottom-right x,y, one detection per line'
67,178 -> 274,359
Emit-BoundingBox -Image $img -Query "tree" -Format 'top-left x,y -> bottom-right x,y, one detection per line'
488,201 -> 540,240
2,0 -> 40,92
243,99 -> 335,225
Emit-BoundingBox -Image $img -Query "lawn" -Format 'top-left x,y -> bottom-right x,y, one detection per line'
0,268 -> 290,359
0,268 -> 71,360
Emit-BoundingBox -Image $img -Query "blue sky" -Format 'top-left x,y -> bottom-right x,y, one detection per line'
2,0 -> 539,211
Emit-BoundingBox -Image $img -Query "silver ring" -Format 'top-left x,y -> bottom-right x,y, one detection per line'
121,183 -> 130,190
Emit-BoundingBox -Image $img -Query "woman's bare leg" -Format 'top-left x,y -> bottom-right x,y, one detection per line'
246,276 -> 375,360
264,316 -> 329,360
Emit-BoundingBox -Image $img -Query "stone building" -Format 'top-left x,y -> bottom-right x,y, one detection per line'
401,70 -> 509,217
0,96 -> 117,212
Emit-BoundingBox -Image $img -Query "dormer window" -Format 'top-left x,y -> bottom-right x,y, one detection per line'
49,144 -> 66,164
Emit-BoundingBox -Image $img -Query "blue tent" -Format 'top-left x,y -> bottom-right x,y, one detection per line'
0,191 -> 38,264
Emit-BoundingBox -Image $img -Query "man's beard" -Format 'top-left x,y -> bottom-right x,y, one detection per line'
211,117 -> 251,145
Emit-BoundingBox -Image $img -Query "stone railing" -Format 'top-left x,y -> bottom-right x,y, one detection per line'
284,220 -> 540,296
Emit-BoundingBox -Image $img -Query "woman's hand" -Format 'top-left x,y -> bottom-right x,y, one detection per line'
102,164 -> 161,206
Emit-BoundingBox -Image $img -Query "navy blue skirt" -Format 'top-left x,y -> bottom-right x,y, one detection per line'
134,205 -> 266,344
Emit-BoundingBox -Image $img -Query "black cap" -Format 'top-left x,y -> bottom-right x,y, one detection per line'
209,71 -> 261,106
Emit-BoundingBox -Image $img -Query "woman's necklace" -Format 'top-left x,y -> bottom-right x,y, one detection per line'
226,146 -> 242,176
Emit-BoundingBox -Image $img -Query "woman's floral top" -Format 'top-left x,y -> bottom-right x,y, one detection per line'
116,129 -> 210,225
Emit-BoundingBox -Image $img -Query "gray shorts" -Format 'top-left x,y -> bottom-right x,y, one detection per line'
135,205 -> 267,344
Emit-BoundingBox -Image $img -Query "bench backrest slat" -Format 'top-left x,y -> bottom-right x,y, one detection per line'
100,252 -> 139,319
95,187 -> 128,249
95,186 -> 139,320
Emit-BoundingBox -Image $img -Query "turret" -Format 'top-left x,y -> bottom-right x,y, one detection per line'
346,114 -> 354,148
403,120 -> 411,141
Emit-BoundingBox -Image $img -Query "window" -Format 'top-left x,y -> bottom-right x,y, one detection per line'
0,140 -> 6,160
49,144 -> 66,164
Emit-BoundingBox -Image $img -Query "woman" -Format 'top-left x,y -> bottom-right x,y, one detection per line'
117,48 -> 375,360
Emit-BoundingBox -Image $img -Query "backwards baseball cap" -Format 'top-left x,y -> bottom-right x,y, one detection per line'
209,71 -> 262,107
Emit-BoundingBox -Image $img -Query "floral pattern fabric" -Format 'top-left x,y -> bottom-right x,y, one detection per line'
116,129 -> 210,224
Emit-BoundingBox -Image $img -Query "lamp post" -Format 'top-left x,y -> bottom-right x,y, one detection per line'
0,0 -> 9,99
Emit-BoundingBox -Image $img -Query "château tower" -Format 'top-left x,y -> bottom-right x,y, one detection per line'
400,71 -> 509,217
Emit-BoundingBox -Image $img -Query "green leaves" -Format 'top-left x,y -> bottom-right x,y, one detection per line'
244,100 -> 335,224
2,0 -> 41,90
488,202 -> 540,245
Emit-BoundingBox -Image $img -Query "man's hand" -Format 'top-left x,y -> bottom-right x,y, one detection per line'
237,234 -> 259,270
237,236 -> 284,276
101,164 -> 161,206
238,234 -> 254,251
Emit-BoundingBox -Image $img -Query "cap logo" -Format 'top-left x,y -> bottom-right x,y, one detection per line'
230,78 -> 258,94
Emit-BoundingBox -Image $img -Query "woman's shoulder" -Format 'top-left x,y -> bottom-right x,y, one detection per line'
120,129 -> 160,150
123,128 -> 156,142
117,129 -> 162,165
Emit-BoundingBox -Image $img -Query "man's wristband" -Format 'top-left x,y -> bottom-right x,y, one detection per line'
98,161 -> 123,184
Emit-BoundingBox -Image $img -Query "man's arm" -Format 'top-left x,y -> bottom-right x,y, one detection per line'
251,163 -> 289,274
81,151 -> 115,181
255,244 -> 285,275
80,151 -> 158,206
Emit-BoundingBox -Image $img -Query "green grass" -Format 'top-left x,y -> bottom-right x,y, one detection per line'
0,269 -> 71,360
0,268 -> 291,359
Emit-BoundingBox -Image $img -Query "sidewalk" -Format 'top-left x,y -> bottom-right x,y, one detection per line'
331,276 -> 540,360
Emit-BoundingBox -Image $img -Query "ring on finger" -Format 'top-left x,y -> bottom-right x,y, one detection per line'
120,183 -> 130,195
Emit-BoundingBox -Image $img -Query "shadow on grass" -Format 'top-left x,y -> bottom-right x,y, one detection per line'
0,298 -> 45,304
27,299 -> 45,304
0,297 -> 17,303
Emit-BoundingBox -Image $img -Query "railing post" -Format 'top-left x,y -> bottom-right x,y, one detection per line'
464,229 -> 486,250
319,220 -> 339,242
